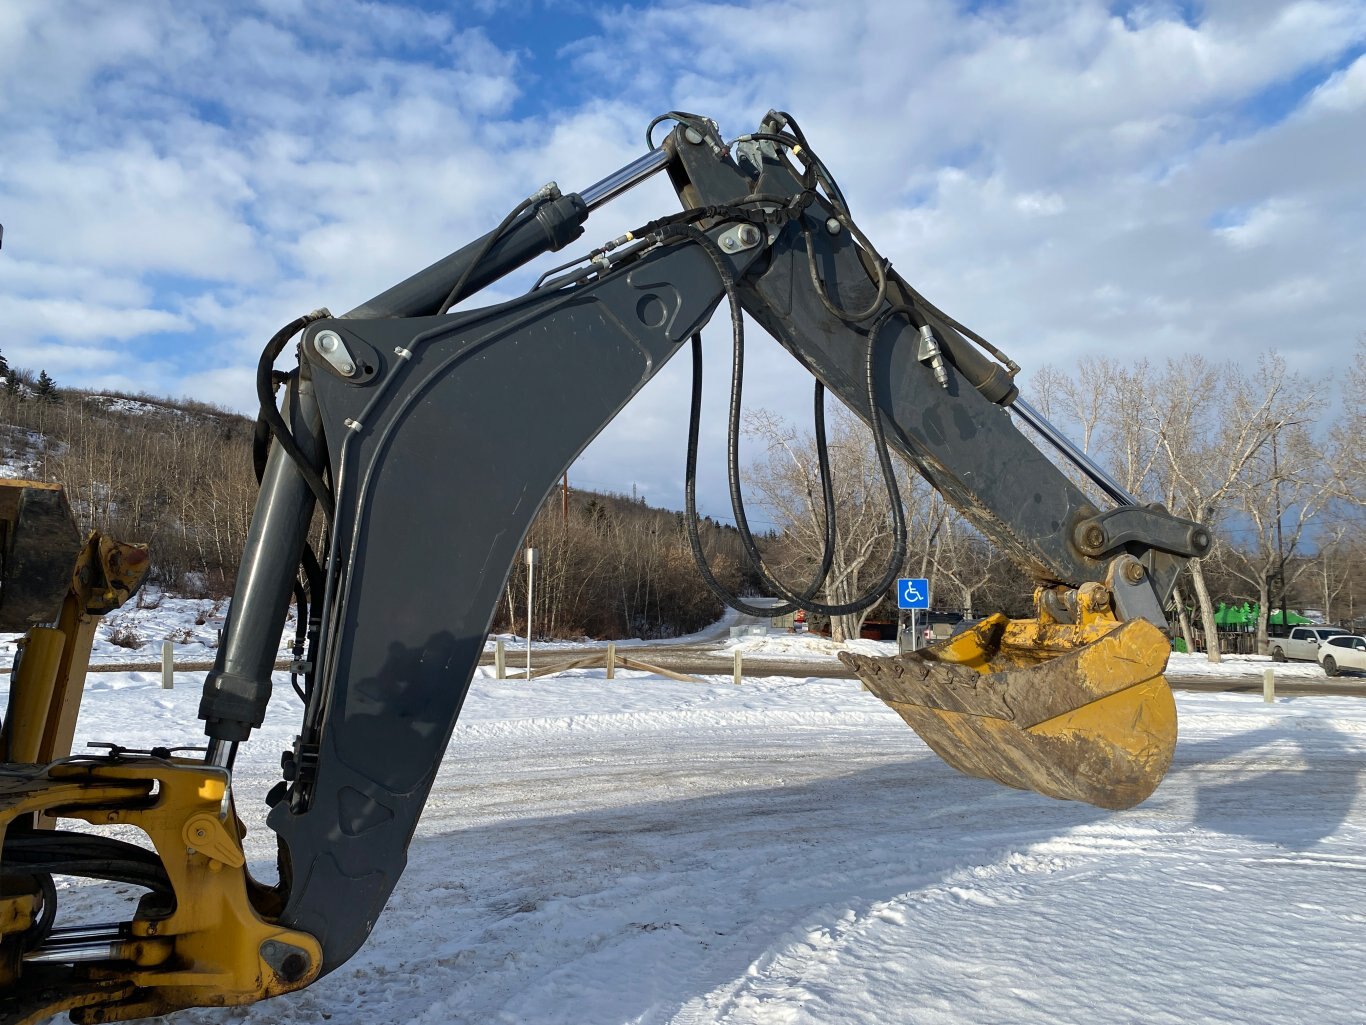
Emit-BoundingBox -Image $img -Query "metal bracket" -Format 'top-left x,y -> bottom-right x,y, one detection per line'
311,330 -> 358,378
1106,555 -> 1168,629
1040,588 -> 1079,625
1073,505 -> 1211,560
717,222 -> 764,254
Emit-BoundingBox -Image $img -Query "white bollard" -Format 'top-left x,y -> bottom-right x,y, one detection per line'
161,639 -> 174,690
1263,667 -> 1275,703
495,638 -> 506,680
733,649 -> 742,686
525,548 -> 538,681
607,642 -> 616,680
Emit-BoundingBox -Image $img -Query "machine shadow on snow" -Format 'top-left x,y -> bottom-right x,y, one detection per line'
305,719 -> 1365,1022
1172,717 -> 1366,846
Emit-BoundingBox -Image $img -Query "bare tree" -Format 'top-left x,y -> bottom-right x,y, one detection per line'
743,407 -> 908,642
1329,335 -> 1366,507
1310,524 -> 1360,627
1221,419 -> 1331,652
1026,352 -> 1323,660
497,493 -> 744,641
1148,353 -> 1320,661
901,468 -> 950,601
931,511 -> 1010,619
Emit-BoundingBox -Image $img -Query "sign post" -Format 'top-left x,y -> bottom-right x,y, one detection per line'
896,577 -> 930,651
525,547 -> 539,679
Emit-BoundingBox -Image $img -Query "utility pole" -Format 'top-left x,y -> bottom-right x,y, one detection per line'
1272,428 -> 1287,636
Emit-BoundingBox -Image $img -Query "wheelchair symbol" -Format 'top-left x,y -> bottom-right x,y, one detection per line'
897,578 -> 929,609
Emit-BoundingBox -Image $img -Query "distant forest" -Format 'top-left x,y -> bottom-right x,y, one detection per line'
0,373 -> 755,639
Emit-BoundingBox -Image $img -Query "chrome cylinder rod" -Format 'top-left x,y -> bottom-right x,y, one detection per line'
25,940 -> 122,963
578,148 -> 671,211
202,373 -> 324,767
44,923 -> 125,943
1011,397 -> 1137,507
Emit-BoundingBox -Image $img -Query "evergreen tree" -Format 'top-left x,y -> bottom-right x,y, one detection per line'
34,369 -> 58,403
0,350 -> 10,380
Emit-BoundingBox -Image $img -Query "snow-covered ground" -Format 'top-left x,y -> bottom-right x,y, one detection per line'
1166,650 -> 1334,679
720,632 -> 897,660
22,643 -> 1366,1024
485,606 -> 752,652
0,594 -> 237,669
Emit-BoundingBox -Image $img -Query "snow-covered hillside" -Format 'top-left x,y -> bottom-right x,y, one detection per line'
26,648 -> 1366,1025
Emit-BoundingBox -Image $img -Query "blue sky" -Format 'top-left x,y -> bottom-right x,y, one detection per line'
1,0 -> 1363,516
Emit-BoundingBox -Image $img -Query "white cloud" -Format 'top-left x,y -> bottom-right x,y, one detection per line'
175,365 -> 260,408
1212,198 -> 1304,249
4,137 -> 263,280
0,296 -> 189,343
1306,52 -> 1366,113
0,0 -> 1363,518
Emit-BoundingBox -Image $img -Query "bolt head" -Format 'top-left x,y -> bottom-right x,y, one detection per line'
825,217 -> 841,235
1123,561 -> 1146,584
280,952 -> 309,983
1078,582 -> 1111,612
339,361 -> 356,376
721,236 -> 737,250
315,330 -> 341,354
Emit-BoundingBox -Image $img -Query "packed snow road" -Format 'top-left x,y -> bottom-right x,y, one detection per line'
40,665 -> 1366,1025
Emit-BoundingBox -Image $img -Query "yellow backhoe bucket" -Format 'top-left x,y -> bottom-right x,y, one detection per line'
840,589 -> 1176,810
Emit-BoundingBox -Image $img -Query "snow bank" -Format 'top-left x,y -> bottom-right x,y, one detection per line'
718,632 -> 897,659
1167,650 -> 1329,679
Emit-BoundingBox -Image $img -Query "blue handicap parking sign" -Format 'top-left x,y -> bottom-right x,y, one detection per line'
896,578 -> 930,610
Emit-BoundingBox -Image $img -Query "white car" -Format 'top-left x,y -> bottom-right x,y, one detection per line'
1318,634 -> 1366,677
1269,625 -> 1351,662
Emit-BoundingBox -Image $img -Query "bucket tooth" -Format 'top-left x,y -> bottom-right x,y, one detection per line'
841,615 -> 1176,810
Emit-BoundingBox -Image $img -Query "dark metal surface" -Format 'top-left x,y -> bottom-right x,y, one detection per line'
200,376 -> 325,747
269,242 -> 728,972
1074,505 -> 1210,560
345,194 -> 589,320
0,484 -> 81,632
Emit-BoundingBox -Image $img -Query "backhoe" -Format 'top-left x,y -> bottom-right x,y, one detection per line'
0,110 -> 1208,1022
